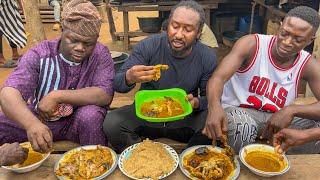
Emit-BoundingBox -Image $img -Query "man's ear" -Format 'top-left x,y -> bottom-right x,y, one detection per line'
308,35 -> 316,46
197,27 -> 202,40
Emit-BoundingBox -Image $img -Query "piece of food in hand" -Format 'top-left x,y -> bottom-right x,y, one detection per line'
274,144 -> 284,160
153,64 -> 169,81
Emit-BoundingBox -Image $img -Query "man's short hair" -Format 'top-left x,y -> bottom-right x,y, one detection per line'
162,19 -> 168,31
285,6 -> 320,32
169,0 -> 205,31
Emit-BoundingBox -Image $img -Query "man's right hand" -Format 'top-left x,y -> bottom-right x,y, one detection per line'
202,105 -> 228,141
125,65 -> 155,85
0,143 -> 29,166
26,122 -> 53,153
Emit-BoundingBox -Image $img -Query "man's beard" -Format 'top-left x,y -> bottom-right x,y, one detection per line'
169,41 -> 195,58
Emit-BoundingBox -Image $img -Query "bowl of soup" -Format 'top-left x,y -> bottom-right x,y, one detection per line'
239,144 -> 290,177
135,88 -> 193,122
1,142 -> 51,173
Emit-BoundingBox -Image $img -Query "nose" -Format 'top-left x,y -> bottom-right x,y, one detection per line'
175,28 -> 183,39
74,42 -> 85,52
283,36 -> 293,47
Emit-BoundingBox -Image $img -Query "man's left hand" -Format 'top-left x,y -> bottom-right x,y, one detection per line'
261,106 -> 294,141
186,94 -> 199,109
37,91 -> 60,120
273,128 -> 310,153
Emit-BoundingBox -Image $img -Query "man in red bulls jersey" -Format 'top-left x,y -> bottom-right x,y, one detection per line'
204,6 -> 320,154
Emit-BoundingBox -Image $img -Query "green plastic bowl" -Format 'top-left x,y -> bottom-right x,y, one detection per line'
135,88 -> 193,122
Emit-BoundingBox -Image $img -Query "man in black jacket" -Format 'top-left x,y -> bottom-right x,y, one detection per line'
103,1 -> 218,153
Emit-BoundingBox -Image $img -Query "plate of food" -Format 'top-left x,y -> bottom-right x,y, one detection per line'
135,88 -> 193,122
118,139 -> 179,180
180,145 -> 240,180
54,145 -> 117,180
1,142 -> 51,173
239,144 -> 290,177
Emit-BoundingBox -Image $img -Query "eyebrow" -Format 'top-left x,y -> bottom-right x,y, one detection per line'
281,28 -> 305,38
171,19 -> 196,27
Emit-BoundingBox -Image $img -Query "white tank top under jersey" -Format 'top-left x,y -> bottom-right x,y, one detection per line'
221,34 -> 311,113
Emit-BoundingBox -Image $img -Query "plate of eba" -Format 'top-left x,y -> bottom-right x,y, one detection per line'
1,142 -> 50,173
180,145 -> 240,180
54,145 -> 117,180
135,88 -> 193,122
239,144 -> 290,177
118,139 -> 179,180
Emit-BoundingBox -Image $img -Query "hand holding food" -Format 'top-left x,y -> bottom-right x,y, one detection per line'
185,94 -> 199,109
0,143 -> 29,166
202,105 -> 228,141
125,65 -> 156,85
26,122 -> 53,153
273,128 -> 310,153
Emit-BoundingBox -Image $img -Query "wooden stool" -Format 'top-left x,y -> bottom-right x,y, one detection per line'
109,96 -> 134,110
52,140 -> 80,152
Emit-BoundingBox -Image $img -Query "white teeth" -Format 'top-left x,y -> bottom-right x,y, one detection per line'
173,41 -> 183,47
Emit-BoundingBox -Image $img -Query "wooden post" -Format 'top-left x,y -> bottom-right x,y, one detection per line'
106,0 -> 117,42
123,10 -> 129,51
22,0 -> 46,44
96,3 -> 108,23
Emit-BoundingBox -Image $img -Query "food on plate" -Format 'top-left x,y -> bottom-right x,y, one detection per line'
141,96 -> 184,118
55,145 -> 113,179
244,149 -> 286,172
123,139 -> 175,180
10,142 -> 45,168
220,135 -> 235,165
153,64 -> 169,81
183,146 -> 235,180
183,136 -> 236,180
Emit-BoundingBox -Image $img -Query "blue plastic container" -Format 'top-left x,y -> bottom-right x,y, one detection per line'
238,15 -> 263,33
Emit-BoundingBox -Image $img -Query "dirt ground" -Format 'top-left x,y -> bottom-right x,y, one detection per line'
0,9 -> 231,99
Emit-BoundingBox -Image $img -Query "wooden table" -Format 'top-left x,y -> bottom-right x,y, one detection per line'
112,0 -> 226,51
1,154 -> 320,179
